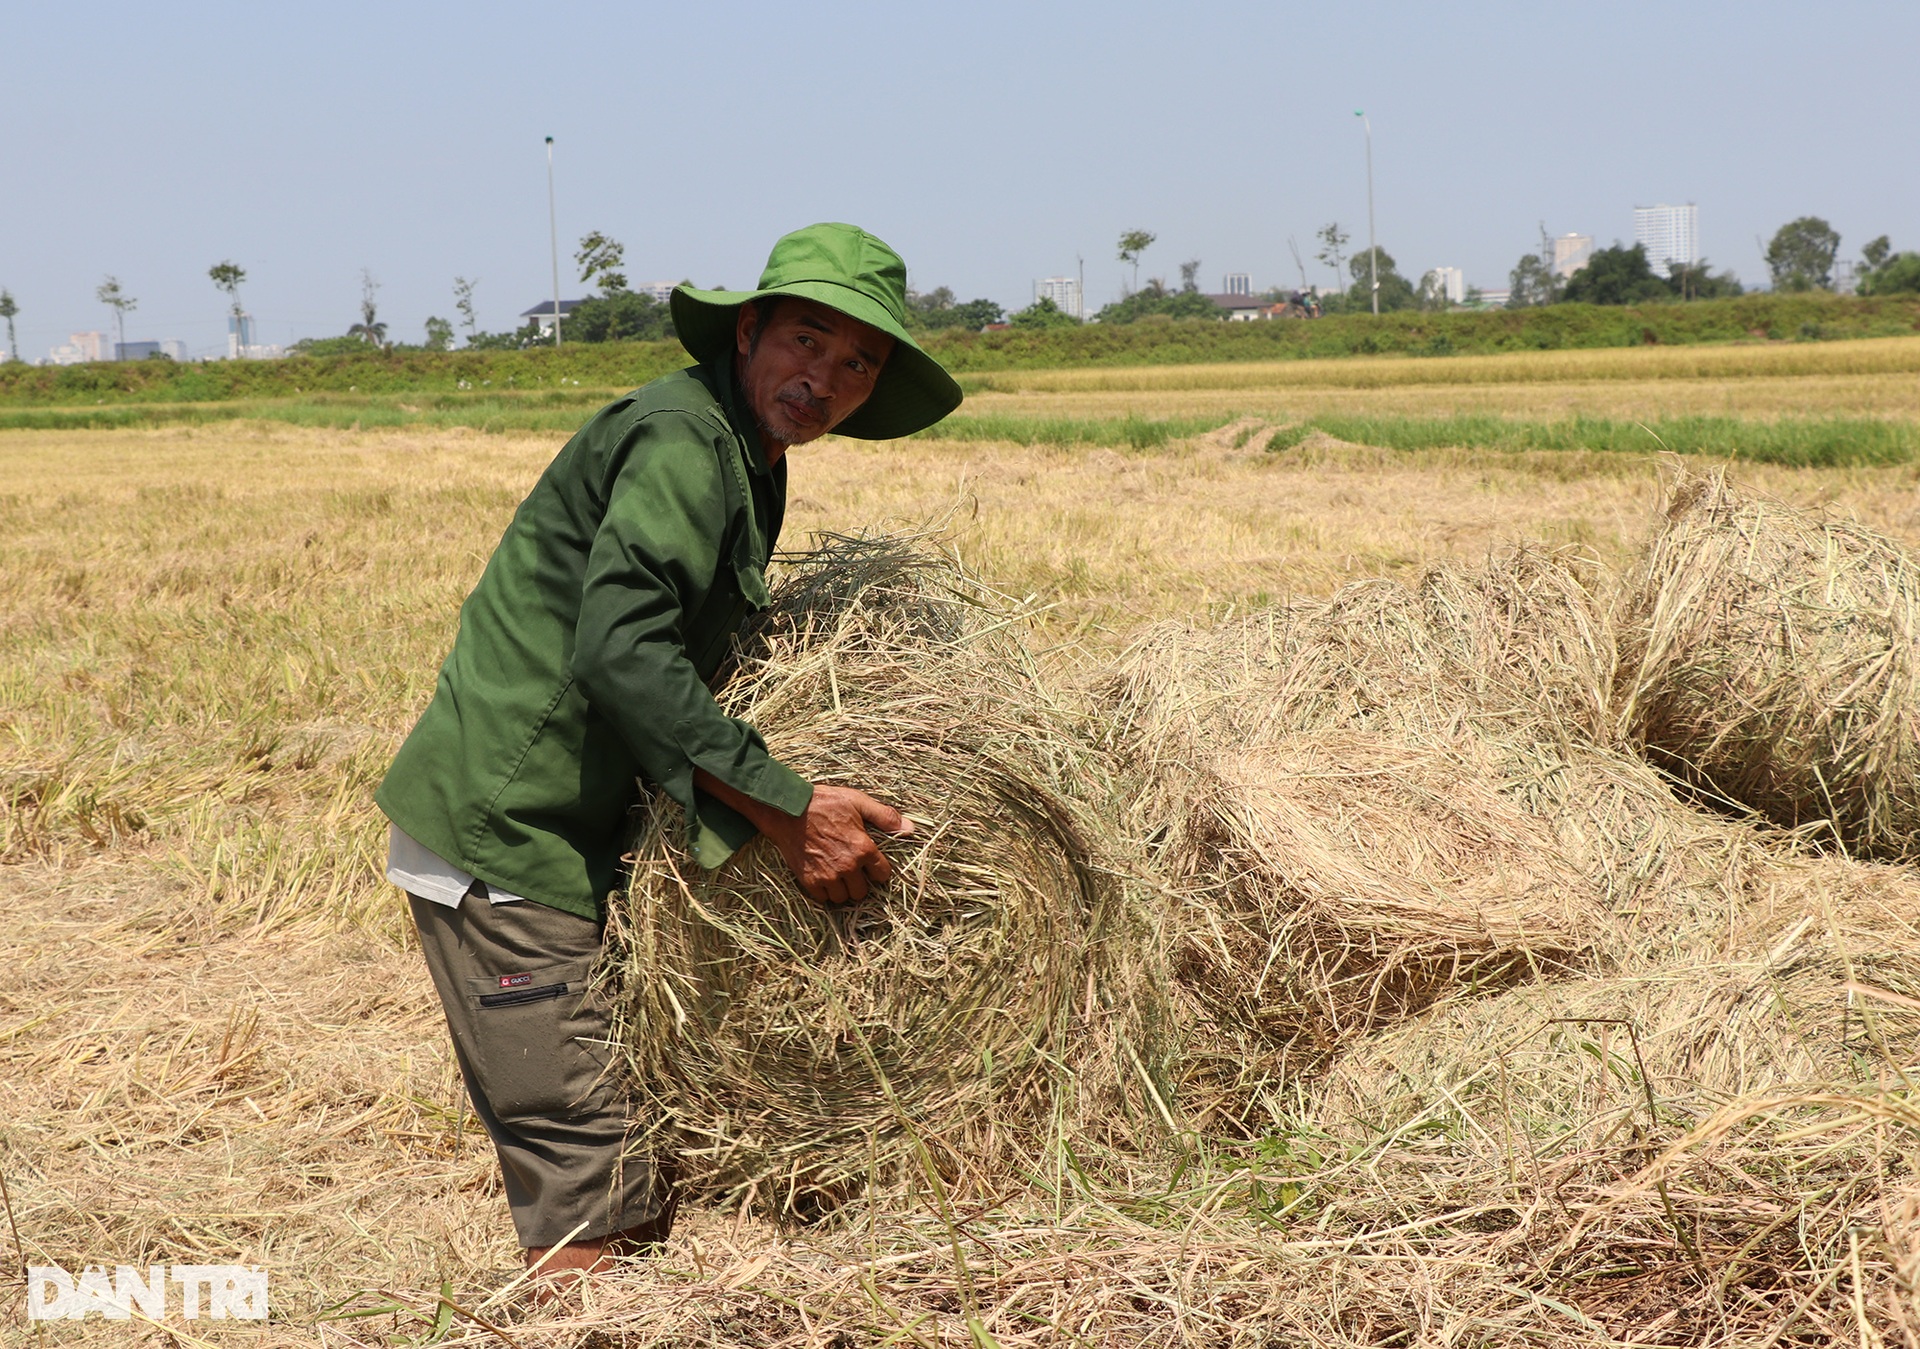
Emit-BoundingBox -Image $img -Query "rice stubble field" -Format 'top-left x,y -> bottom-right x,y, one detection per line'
4,337 -> 1920,1344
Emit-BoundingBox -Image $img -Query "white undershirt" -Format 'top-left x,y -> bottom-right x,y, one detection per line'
386,823 -> 527,908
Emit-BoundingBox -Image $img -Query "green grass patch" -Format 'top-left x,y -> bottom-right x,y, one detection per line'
1270,414 -> 1920,467
914,412 -> 1236,450
0,389 -> 621,434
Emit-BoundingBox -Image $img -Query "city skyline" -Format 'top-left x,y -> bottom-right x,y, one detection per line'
3,1 -> 1913,359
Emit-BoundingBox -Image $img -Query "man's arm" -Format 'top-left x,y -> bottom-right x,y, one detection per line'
572,413 -> 911,898
693,770 -> 915,905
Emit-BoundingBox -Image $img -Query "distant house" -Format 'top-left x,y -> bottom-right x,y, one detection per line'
1208,293 -> 1271,322
520,299 -> 588,335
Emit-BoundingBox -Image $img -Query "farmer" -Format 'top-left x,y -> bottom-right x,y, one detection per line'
375,223 -> 963,1283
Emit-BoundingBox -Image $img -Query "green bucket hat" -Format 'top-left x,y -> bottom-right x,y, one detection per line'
670,222 -> 964,441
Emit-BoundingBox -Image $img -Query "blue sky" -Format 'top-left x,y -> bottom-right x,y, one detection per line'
4,0 -> 1915,359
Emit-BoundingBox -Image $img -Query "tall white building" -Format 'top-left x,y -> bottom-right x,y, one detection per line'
1222,272 -> 1251,296
1551,233 -> 1595,278
1427,266 -> 1466,303
637,281 -> 677,305
1633,204 -> 1698,276
1034,276 -> 1082,319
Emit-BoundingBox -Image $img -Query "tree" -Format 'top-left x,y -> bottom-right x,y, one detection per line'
424,317 -> 454,352
347,269 -> 388,347
209,261 -> 246,350
1507,252 -> 1563,308
1094,280 -> 1225,324
1665,258 -> 1743,301
0,288 -> 17,362
575,231 -> 628,295
453,276 -> 479,343
96,276 -> 136,354
564,290 -> 674,343
1345,247 -> 1414,312
1314,222 -> 1350,295
1505,226 -> 1566,309
1765,216 -> 1841,292
1862,236 -> 1893,273
1860,249 -> 1920,296
1560,243 -> 1669,305
1414,270 -> 1453,311
463,321 -> 549,351
1178,258 -> 1202,293
905,287 -> 1003,331
1117,229 -> 1156,293
1009,296 -> 1079,329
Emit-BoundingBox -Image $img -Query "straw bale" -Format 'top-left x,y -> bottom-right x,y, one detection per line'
1620,466 -> 1920,858
1171,730 -> 1607,1111
1105,544 -> 1615,772
605,538 -> 1168,1217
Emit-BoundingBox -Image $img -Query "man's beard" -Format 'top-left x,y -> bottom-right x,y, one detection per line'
757,386 -> 826,446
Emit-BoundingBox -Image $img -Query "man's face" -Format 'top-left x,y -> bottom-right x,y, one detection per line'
734,298 -> 893,454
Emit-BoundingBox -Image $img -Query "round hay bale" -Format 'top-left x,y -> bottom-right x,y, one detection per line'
604,542 -> 1167,1217
1619,468 -> 1920,858
1169,729 -> 1607,1119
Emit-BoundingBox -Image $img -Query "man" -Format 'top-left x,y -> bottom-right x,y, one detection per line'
375,223 -> 963,1282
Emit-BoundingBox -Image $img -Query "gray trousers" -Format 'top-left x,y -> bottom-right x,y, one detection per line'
408,892 -> 673,1247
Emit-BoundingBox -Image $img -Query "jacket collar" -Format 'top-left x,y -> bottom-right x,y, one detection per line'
708,349 -> 775,479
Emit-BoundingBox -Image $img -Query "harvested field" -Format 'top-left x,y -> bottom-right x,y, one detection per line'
4,362 -> 1920,1346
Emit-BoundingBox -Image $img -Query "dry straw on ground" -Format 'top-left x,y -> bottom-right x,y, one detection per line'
1620,465 -> 1920,859
604,535 -> 1170,1219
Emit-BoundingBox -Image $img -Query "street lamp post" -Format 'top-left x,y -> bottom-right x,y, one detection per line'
545,136 -> 562,347
1355,110 -> 1377,315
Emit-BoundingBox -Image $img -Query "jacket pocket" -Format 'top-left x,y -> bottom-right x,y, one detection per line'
460,958 -> 616,1122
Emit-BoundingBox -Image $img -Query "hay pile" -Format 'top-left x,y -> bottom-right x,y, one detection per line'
1304,850 -> 1920,1342
1101,547 -> 1654,1118
576,488 -> 1920,1339
1172,730 -> 1604,1094
604,536 -> 1168,1217
1105,544 -> 1616,768
1620,466 -> 1920,858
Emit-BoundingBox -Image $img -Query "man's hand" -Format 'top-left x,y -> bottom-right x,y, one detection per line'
693,771 -> 915,905
761,785 -> 915,905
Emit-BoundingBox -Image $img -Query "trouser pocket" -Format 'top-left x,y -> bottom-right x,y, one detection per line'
460,958 -> 615,1123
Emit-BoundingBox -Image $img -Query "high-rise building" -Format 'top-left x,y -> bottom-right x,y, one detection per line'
1427,266 -> 1466,303
228,312 -> 255,358
1222,272 -> 1251,296
161,339 -> 190,362
638,281 -> 677,305
1633,204 -> 1698,276
1034,276 -> 1082,318
49,331 -> 110,364
1551,233 -> 1595,278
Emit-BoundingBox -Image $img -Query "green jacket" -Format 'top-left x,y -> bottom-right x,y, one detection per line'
375,356 -> 813,919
